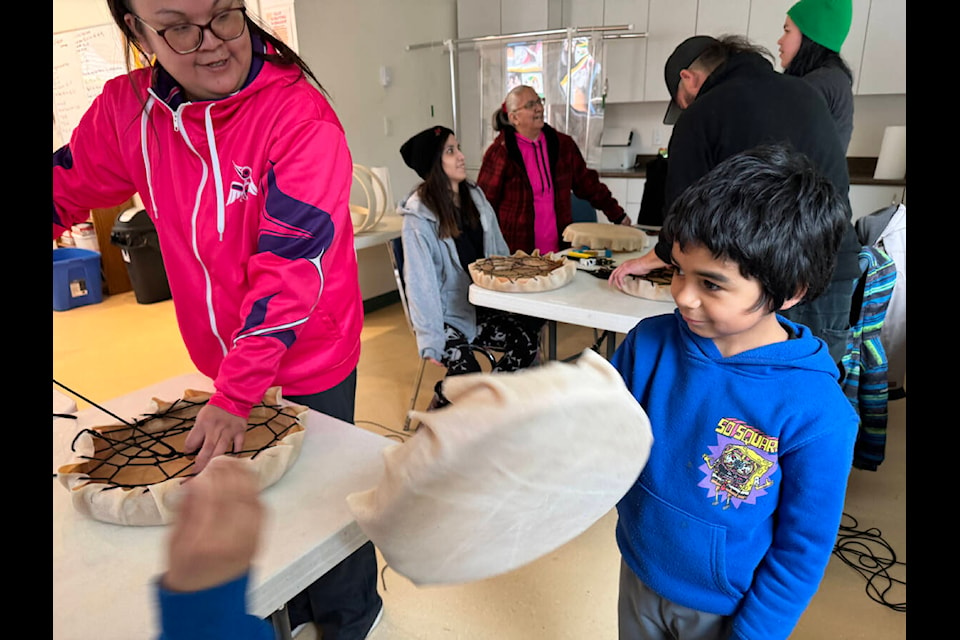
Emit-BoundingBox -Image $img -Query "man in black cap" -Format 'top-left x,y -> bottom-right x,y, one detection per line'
610,34 -> 861,366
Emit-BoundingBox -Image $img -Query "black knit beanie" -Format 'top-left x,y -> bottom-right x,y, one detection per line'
400,126 -> 455,180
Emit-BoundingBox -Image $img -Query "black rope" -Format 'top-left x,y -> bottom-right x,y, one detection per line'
53,379 -> 134,426
67,396 -> 301,490
832,511 -> 906,612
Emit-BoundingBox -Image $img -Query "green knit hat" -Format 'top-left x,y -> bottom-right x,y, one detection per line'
787,0 -> 853,53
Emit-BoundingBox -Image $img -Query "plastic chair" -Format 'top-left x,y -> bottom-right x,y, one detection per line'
388,237 -> 427,431
571,195 -> 598,223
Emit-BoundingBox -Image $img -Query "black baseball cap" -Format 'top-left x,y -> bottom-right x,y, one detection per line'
663,35 -> 718,125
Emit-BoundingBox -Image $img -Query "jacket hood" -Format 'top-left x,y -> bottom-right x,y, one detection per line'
398,189 -> 438,224
673,309 -> 841,380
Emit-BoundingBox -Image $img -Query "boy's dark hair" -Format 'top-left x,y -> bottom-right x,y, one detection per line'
660,144 -> 847,311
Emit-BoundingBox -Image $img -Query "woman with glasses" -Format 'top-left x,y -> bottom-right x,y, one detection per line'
477,85 -> 631,256
52,1 -> 381,638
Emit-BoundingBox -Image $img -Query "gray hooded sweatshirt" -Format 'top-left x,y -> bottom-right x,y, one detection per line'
397,183 -> 510,361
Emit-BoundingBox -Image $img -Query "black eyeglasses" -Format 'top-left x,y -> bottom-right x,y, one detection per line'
133,7 -> 247,55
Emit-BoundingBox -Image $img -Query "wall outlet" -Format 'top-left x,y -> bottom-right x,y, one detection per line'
652,128 -> 663,146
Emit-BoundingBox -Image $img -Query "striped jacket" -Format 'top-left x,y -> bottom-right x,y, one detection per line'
841,246 -> 897,470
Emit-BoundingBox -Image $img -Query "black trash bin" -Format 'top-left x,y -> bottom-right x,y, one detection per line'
110,208 -> 172,304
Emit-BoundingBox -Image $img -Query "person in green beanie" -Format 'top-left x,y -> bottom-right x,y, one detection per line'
778,0 -> 855,150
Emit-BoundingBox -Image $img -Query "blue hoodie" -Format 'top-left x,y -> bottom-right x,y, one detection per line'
156,573 -> 272,640
612,310 -> 858,640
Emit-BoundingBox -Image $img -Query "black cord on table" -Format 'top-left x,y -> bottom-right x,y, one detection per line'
355,420 -> 411,443
832,512 -> 906,612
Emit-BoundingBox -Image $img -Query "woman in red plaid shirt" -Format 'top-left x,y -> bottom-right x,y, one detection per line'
477,85 -> 631,254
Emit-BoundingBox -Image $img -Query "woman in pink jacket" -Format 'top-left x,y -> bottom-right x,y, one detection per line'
52,1 -> 380,637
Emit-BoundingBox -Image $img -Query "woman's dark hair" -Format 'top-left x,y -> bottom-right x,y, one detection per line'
106,1 -> 328,97
783,34 -> 853,82
491,106 -> 513,133
417,161 -> 480,240
490,84 -> 532,132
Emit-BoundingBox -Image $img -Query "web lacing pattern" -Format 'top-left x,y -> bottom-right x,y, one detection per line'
68,396 -> 301,491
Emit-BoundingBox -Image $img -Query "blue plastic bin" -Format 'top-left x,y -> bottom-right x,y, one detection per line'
53,248 -> 103,311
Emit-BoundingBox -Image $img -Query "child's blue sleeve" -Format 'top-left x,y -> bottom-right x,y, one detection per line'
155,573 -> 274,640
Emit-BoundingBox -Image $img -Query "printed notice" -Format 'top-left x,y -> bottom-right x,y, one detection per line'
53,24 -> 127,144
261,2 -> 298,54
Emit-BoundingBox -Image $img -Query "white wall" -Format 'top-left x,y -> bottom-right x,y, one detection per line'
290,0 -> 457,300
292,0 -> 457,203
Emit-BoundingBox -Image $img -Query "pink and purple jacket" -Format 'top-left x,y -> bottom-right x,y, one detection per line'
53,38 -> 363,420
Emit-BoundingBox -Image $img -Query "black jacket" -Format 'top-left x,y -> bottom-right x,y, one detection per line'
657,51 -> 861,281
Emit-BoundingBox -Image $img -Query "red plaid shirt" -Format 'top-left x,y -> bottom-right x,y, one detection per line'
477,124 -> 627,254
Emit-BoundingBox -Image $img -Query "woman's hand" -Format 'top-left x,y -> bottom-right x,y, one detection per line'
428,357 -> 444,368
608,251 -> 668,289
619,215 -> 633,226
185,404 -> 248,474
162,456 -> 264,593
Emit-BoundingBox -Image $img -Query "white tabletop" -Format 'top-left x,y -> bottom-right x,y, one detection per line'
468,250 -> 676,336
353,214 -> 402,251
53,373 -> 392,640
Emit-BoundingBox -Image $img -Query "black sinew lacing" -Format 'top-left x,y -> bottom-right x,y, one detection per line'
68,397 -> 298,491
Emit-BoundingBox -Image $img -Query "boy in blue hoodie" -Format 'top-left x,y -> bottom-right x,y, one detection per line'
610,144 -> 859,640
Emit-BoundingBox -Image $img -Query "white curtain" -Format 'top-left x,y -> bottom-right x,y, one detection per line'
465,31 -> 607,168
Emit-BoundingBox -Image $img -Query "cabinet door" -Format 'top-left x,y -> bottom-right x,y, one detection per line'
602,0 -> 650,104
857,0 -> 906,95
501,0 -> 550,35
626,178 -> 646,210
629,178 -> 649,224
604,0 -> 649,29
843,0 -> 871,93
644,0 -> 698,104
696,0 -> 750,38
458,0 -> 500,38
605,178 -> 628,210
559,0 -> 603,29
605,38 -> 647,103
848,185 -> 905,222
746,0 -> 794,70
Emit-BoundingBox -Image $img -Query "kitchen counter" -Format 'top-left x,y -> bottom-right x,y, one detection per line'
598,155 -> 906,187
